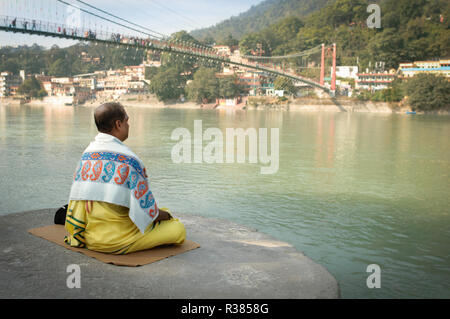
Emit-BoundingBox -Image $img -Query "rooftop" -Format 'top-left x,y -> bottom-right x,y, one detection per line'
402,67 -> 450,71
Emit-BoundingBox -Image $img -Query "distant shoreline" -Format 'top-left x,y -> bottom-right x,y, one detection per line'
1,96 -> 449,115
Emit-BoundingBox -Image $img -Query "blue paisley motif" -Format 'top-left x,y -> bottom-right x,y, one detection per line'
74,161 -> 82,181
140,191 -> 155,209
102,161 -> 116,183
127,171 -> 139,190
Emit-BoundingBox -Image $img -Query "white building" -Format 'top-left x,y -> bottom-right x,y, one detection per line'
335,66 -> 358,79
356,71 -> 396,91
213,45 -> 231,56
124,65 -> 146,81
0,71 -> 22,97
398,59 -> 450,78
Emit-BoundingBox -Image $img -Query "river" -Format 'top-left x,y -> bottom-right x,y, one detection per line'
0,103 -> 449,298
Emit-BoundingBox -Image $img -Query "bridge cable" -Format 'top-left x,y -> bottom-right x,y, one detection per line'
59,0 -> 211,51
55,0 -> 165,39
241,45 -> 323,60
73,0 -> 168,39
144,0 -> 204,31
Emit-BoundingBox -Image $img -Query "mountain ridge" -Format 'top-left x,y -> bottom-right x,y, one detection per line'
190,0 -> 330,42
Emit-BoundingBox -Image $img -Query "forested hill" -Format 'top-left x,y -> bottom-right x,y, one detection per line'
237,0 -> 450,69
190,0 -> 330,42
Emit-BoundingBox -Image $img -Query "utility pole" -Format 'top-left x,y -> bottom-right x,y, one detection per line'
331,43 -> 336,95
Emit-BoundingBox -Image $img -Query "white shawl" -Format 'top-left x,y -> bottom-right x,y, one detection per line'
69,133 -> 159,233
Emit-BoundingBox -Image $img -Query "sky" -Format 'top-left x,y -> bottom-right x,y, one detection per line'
0,0 -> 264,48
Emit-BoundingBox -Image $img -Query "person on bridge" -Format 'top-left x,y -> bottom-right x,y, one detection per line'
60,102 -> 186,254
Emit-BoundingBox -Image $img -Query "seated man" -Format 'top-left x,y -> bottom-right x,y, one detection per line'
64,102 -> 185,255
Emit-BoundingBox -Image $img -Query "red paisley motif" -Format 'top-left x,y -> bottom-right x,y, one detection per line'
149,203 -> 158,218
114,164 -> 130,185
89,161 -> 103,181
81,161 -> 92,181
134,180 -> 148,199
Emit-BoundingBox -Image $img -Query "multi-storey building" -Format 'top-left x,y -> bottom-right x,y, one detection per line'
398,59 -> 450,78
0,71 -> 23,97
42,77 -> 92,104
356,71 -> 397,91
123,65 -> 146,81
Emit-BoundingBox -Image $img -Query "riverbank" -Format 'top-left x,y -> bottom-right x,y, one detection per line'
288,97 -> 404,113
246,96 -> 450,114
3,95 -> 449,114
0,208 -> 339,298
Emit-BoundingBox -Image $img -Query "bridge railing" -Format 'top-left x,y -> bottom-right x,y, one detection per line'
0,15 -> 223,57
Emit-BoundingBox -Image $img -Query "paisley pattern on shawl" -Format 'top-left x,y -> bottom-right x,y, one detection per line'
69,133 -> 159,233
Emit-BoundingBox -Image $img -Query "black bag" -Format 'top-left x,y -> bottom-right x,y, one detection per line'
54,204 -> 68,225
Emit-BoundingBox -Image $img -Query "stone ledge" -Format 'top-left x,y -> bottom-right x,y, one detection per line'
0,209 -> 340,298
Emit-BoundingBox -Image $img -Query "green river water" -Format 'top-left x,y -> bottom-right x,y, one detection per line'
0,104 -> 449,298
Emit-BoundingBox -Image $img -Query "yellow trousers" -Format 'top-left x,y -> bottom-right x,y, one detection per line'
64,200 -> 186,255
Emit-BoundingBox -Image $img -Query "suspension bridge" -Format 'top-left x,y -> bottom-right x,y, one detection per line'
0,0 -> 337,94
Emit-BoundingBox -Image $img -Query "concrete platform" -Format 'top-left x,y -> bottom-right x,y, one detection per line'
0,209 -> 340,298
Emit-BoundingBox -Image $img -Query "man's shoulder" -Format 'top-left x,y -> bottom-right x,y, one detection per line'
79,148 -> 146,177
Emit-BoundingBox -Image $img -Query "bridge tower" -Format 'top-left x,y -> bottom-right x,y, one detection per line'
331,43 -> 337,96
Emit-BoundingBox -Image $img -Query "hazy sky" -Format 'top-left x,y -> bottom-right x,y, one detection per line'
0,0 -> 264,48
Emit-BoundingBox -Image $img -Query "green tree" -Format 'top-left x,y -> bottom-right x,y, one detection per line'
145,66 -> 161,81
265,16 -> 304,55
382,78 -> 404,102
238,34 -> 264,56
405,74 -> 450,111
169,30 -> 201,45
149,67 -> 185,102
202,35 -> 216,46
160,52 -> 195,76
220,34 -> 239,47
0,58 -> 20,74
274,76 -> 298,96
48,58 -> 71,76
219,76 -> 242,99
17,76 -> 47,99
185,67 -> 219,103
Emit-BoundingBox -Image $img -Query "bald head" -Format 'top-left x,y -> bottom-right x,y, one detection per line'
94,102 -> 126,133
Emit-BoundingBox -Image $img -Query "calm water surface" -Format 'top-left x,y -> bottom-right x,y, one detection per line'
0,104 -> 449,298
